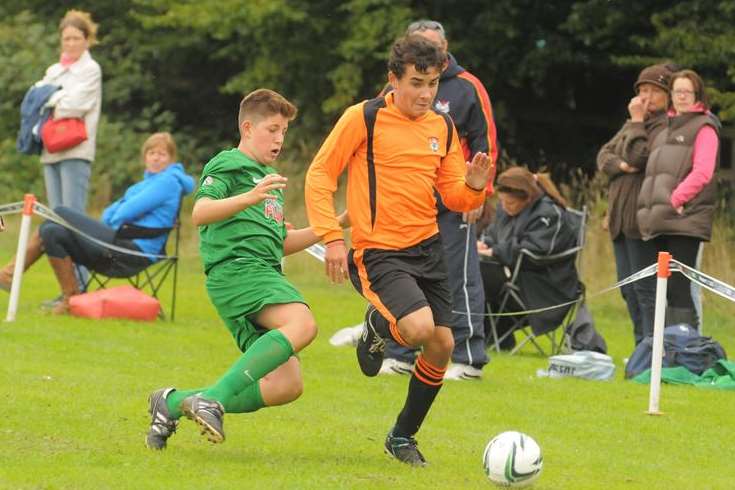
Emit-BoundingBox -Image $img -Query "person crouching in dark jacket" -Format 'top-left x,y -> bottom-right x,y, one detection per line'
478,167 -> 578,349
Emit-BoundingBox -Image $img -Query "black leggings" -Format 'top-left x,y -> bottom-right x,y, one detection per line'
652,235 -> 701,311
39,207 -> 151,278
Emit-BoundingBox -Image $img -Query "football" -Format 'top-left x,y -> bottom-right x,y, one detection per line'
482,431 -> 543,487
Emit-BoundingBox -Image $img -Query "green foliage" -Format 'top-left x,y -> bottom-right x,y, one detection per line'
646,1 -> 735,120
1,1 -> 734,206
0,11 -> 57,137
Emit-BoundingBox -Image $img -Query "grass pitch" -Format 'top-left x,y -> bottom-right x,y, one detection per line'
0,226 -> 733,489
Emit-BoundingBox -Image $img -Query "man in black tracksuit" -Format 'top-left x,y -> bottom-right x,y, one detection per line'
381,20 -> 499,380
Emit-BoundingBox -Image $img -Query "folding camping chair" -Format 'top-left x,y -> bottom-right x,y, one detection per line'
486,206 -> 587,356
83,202 -> 183,321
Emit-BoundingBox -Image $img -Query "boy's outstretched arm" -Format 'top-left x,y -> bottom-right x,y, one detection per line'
192,174 -> 287,226
283,228 -> 320,256
283,211 -> 350,256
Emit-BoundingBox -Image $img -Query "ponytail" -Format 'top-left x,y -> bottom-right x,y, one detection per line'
535,173 -> 567,208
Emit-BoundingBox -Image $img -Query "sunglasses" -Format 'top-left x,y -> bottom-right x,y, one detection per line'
407,20 -> 446,37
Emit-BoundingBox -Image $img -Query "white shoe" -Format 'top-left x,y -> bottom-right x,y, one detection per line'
444,363 -> 483,380
329,324 -> 363,347
378,358 -> 414,375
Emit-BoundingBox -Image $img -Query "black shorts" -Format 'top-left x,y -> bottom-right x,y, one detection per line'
347,234 -> 453,327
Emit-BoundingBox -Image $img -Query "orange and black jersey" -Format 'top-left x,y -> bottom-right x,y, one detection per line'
305,92 -> 485,251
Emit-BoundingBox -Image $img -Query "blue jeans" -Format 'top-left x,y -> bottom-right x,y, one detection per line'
612,236 -> 657,346
43,158 -> 91,212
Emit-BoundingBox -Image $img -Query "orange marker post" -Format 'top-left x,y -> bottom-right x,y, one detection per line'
6,194 -> 36,322
647,251 -> 671,415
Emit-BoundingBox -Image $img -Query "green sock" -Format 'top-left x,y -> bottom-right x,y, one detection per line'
202,329 -> 293,408
166,387 -> 204,419
225,382 -> 266,413
165,381 -> 265,418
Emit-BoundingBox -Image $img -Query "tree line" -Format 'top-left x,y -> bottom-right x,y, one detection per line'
1,0 -> 733,208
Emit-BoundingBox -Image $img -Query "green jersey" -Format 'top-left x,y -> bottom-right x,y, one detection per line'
196,148 -> 286,273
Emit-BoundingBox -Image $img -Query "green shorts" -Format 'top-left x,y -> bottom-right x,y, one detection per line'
206,259 -> 306,352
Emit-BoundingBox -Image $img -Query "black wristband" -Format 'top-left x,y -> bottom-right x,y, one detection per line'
465,181 -> 485,193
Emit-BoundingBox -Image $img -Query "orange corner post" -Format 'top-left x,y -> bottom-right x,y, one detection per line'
22,194 -> 36,216
657,252 -> 671,278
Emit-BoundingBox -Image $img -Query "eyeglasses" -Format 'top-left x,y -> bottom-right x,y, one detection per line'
407,20 -> 446,37
673,89 -> 695,97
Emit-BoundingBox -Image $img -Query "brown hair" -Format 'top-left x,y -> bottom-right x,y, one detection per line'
141,132 -> 177,162
59,10 -> 98,47
496,167 -> 567,209
388,34 -> 447,79
238,89 -> 297,127
670,69 -> 709,109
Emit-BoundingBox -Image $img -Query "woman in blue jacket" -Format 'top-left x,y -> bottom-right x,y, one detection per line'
0,132 -> 194,314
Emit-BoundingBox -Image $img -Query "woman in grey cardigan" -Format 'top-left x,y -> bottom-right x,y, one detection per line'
597,64 -> 673,346
38,10 -> 102,213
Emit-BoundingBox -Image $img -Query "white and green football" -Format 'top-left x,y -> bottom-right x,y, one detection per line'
483,431 -> 543,487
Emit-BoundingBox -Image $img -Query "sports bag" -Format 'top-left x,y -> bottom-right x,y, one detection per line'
41,117 -> 87,153
625,324 -> 727,378
543,351 -> 616,381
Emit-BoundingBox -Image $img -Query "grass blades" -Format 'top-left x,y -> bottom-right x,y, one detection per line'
0,221 -> 734,489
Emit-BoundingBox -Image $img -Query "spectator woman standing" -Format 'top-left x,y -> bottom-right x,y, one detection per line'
597,64 -> 673,346
39,9 -> 102,212
637,69 -> 720,329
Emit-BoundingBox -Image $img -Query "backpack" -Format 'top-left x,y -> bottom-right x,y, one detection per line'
625,324 -> 727,378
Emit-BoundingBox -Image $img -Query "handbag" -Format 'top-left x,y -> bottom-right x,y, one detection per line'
41,117 -> 87,153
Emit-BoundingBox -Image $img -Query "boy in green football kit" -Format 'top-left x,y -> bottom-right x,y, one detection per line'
145,89 -> 326,450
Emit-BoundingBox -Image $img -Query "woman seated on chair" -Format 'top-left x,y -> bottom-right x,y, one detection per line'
0,132 -> 194,314
477,167 -> 579,349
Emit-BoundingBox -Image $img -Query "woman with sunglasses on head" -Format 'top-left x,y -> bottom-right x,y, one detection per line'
637,69 -> 721,330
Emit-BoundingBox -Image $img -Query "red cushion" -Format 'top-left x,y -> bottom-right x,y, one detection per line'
69,285 -> 160,321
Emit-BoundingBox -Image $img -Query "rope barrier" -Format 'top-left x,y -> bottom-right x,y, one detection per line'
10,199 -> 735,315
33,203 -> 171,260
450,263 -> 659,318
305,243 -> 325,262
302,242 -> 735,318
671,259 -> 735,303
0,200 -> 171,260
0,202 -> 24,216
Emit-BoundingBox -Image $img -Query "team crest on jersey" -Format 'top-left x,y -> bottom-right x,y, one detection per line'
264,198 -> 284,224
435,99 -> 450,114
429,136 -> 440,152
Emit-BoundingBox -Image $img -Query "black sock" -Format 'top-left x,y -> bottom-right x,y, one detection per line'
370,308 -> 411,346
393,354 -> 445,438
369,308 -> 391,338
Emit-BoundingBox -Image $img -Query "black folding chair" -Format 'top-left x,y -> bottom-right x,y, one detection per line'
84,201 -> 183,321
485,207 -> 587,356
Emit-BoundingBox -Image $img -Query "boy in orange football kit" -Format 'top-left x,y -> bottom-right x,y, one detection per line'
305,34 -> 492,466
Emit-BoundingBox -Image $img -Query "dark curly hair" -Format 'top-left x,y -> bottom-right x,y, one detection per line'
388,34 -> 447,79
